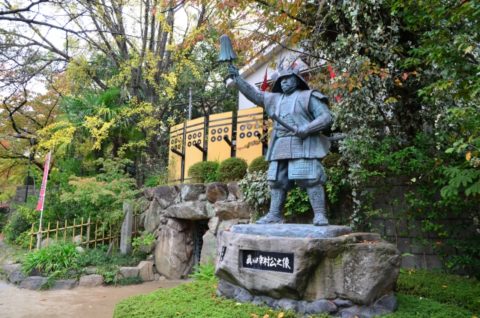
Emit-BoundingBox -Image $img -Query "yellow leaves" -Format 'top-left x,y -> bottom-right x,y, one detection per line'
83,116 -> 114,150
37,120 -> 76,153
466,151 -> 472,161
277,312 -> 285,318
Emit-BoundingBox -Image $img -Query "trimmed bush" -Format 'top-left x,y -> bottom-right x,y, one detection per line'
218,157 -> 247,182
188,161 -> 219,183
248,155 -> 269,173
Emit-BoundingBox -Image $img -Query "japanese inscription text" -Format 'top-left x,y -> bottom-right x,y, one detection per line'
241,250 -> 294,273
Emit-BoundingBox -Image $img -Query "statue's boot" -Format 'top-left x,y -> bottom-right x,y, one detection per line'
256,188 -> 286,224
307,186 -> 329,226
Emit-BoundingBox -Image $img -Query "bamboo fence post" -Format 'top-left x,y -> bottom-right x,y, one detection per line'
102,224 -> 105,244
109,224 -> 112,244
72,218 -> 76,241
29,223 -> 35,251
94,222 -> 98,248
55,221 -> 59,242
80,217 -> 84,245
64,219 -> 67,242
86,217 -> 91,248
46,222 -> 51,246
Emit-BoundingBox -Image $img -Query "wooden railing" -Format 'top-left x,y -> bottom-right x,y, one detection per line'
29,215 -> 141,251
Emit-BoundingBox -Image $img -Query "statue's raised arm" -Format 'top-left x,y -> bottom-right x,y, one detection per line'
228,64 -> 265,107
219,34 -> 333,227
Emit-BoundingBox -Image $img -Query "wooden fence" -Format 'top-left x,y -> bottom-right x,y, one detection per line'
29,215 -> 141,251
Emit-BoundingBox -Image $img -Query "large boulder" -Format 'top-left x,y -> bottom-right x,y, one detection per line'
164,201 -> 210,220
154,218 -> 194,279
143,198 -> 165,233
227,182 -> 243,201
214,201 -> 251,220
3,264 -> 25,284
152,186 -> 179,209
137,261 -> 155,282
180,184 -> 205,201
206,182 -> 229,203
216,224 -> 400,305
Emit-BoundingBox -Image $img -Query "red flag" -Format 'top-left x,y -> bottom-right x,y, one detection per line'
260,68 -> 269,91
36,152 -> 52,212
327,64 -> 342,103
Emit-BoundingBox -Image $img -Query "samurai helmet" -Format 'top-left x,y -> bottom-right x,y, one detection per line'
271,58 -> 309,93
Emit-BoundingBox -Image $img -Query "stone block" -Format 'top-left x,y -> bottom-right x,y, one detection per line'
208,216 -> 220,234
144,198 -> 165,233
3,264 -> 25,284
216,226 -> 400,305
154,218 -> 194,279
401,254 -> 423,269
137,261 -> 154,282
304,299 -> 337,314
19,276 -> 48,290
164,201 -> 209,220
180,184 -> 205,201
200,230 -> 217,265
118,267 -> 139,279
214,201 -> 251,220
120,201 -> 133,254
396,237 -> 411,253
206,182 -> 229,203
51,279 -> 77,290
152,186 -> 179,209
227,182 -> 243,200
79,274 -> 104,287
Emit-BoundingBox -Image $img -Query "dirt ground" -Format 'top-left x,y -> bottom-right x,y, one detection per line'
0,278 -> 185,318
0,234 -> 185,318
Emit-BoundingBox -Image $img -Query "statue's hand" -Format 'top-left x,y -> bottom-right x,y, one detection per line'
228,64 -> 239,79
296,125 -> 310,139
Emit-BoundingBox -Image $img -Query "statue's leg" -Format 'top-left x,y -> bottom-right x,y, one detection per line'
306,185 -> 329,226
256,161 -> 290,224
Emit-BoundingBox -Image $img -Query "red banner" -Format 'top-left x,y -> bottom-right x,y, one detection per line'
36,152 -> 52,212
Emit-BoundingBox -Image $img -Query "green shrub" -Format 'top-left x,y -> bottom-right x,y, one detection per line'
189,263 -> 216,282
22,243 -> 80,277
397,269 -> 480,313
3,204 -> 37,245
238,171 -> 270,216
188,161 -> 219,183
248,155 -> 269,173
284,186 -> 312,217
132,232 -> 156,253
218,157 -> 247,182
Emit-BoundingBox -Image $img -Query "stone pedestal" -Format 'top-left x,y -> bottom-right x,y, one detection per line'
215,224 -> 401,317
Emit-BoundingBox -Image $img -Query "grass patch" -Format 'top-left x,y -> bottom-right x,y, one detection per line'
114,280 -> 299,318
114,269 -> 479,318
397,269 -> 480,314
385,294 -> 474,318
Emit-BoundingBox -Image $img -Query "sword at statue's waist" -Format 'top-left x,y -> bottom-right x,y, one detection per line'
270,114 -> 297,134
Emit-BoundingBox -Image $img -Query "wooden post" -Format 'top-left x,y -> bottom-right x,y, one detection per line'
64,219 -> 67,242
94,222 -> 98,248
46,222 -> 51,246
80,217 -> 84,245
72,218 -> 76,241
86,217 -> 91,248
55,221 -> 59,242
29,223 -> 35,251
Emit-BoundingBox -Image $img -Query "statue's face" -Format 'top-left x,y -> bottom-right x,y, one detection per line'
280,75 -> 298,95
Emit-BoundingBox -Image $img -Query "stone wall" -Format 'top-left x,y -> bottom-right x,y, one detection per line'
363,179 -> 473,270
141,182 -> 251,279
